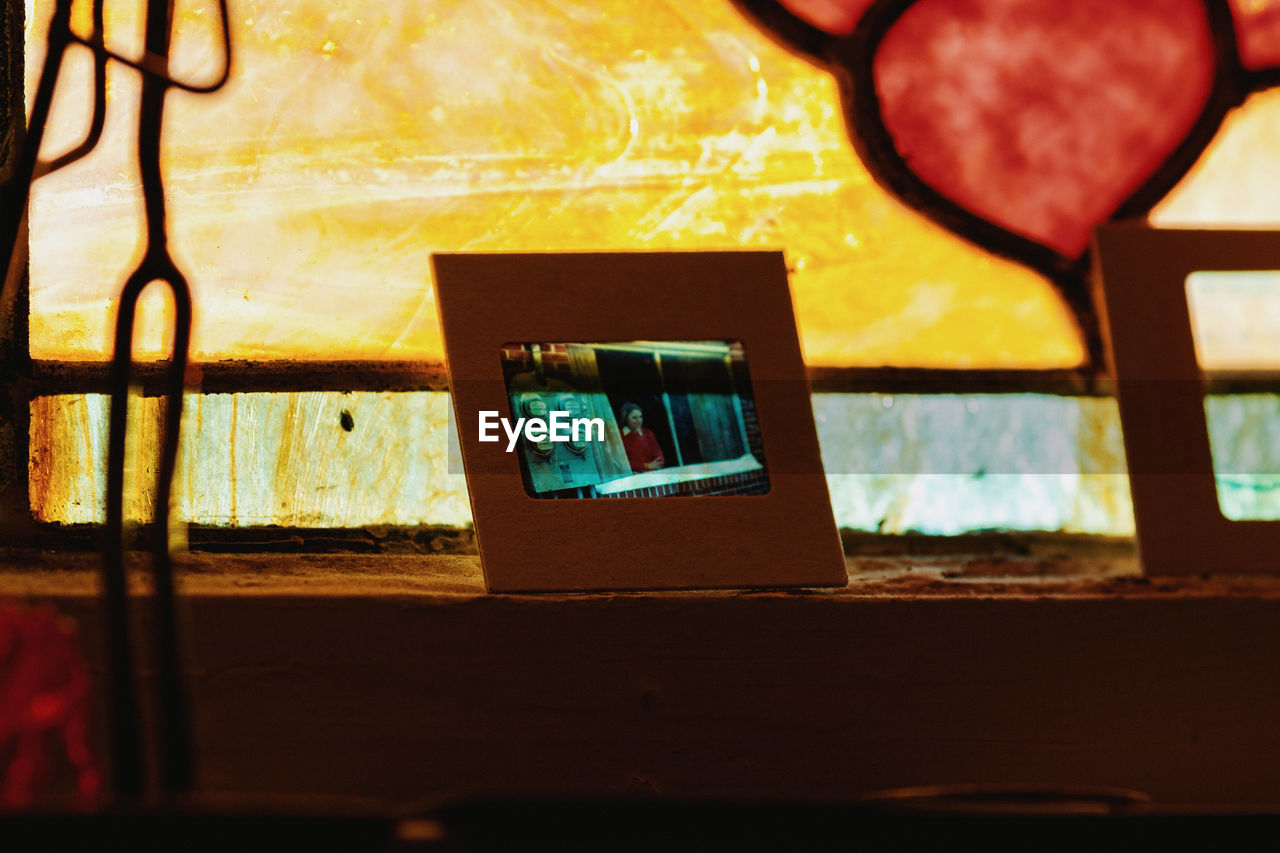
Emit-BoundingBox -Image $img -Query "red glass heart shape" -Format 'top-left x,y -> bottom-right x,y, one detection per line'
870,0 -> 1218,260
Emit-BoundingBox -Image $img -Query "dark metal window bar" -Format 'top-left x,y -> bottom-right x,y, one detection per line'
1,0 -> 231,800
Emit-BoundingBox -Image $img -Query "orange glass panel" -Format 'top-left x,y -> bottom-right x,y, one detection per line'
1229,0 -> 1280,71
777,0 -> 872,35
27,0 -> 1080,368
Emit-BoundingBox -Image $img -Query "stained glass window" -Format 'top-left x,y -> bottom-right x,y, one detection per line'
20,0 -> 1280,536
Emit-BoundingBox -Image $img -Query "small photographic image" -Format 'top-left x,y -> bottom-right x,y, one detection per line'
495,341 -> 769,499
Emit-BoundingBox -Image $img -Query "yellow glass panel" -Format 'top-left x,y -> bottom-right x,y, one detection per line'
1153,88 -> 1280,229
30,391 -> 470,526
28,0 -> 1081,367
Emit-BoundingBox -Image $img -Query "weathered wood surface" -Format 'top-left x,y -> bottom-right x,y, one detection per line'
6,553 -> 1280,806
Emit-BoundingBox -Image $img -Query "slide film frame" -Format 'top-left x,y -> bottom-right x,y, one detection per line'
1094,224 -> 1280,576
433,251 -> 847,592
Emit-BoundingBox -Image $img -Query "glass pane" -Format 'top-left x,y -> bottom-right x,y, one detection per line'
1153,88 -> 1280,228
815,394 -> 1133,535
1186,271 -> 1280,371
30,392 -> 471,527
1205,395 -> 1280,522
27,0 -> 1079,367
1185,273 -> 1280,521
1228,0 -> 1280,72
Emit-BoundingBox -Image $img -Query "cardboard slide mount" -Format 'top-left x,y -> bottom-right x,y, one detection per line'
433,251 -> 847,593
1093,224 -> 1280,576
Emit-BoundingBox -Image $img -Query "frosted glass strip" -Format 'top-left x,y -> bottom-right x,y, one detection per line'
1206,395 -> 1280,521
32,392 -> 1280,531
813,394 -> 1135,535
1187,271 -> 1280,370
31,392 -> 471,527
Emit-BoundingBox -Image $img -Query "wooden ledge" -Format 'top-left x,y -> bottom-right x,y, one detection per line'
5,550 -> 1280,600
5,550 -> 1280,805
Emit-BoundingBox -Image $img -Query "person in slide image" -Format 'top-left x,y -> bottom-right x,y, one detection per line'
619,402 -> 665,473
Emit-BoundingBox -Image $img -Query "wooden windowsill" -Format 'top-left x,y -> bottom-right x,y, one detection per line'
6,550 -> 1280,807
4,550 -> 1280,599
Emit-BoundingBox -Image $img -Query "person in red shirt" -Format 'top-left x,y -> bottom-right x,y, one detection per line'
619,402 -> 665,473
